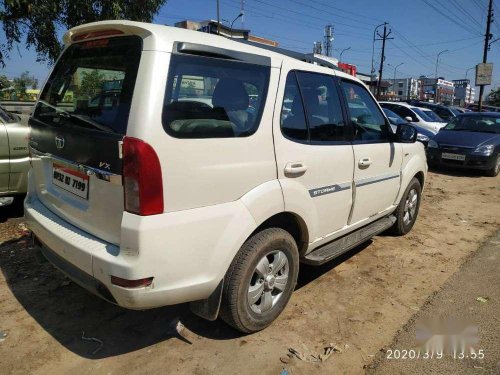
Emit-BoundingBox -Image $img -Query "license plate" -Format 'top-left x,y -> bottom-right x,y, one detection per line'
441,152 -> 465,161
52,164 -> 89,199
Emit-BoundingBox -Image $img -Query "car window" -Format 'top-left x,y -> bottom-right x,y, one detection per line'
389,105 -> 418,122
280,72 -> 308,141
443,115 -> 500,134
412,108 -> 433,122
423,109 -> 444,122
434,107 -> 452,120
163,54 -> 270,138
342,81 -> 389,142
296,72 -> 347,142
33,36 -> 142,135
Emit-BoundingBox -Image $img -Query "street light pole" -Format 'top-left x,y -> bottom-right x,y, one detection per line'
434,49 -> 448,103
230,13 -> 243,38
339,47 -> 351,62
391,62 -> 404,100
216,0 -> 221,35
465,66 -> 475,105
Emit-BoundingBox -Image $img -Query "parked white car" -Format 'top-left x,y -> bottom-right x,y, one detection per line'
25,21 -> 427,333
379,101 -> 445,133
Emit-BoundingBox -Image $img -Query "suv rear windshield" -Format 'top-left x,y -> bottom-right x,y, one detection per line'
163,54 -> 270,138
33,36 -> 142,135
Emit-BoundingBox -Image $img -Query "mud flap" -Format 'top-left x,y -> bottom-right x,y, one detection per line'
189,279 -> 223,321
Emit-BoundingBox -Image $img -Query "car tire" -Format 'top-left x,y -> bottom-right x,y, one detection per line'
220,228 -> 299,333
485,154 -> 499,177
390,177 -> 422,236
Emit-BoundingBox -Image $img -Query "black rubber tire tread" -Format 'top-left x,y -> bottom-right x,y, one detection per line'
220,228 -> 299,333
390,177 -> 422,236
485,154 -> 499,177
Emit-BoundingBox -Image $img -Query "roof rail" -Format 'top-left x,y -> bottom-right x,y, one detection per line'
235,39 -> 340,71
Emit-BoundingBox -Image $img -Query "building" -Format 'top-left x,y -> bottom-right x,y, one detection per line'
174,20 -> 278,47
452,79 -> 475,105
419,77 -> 455,104
385,78 -> 420,101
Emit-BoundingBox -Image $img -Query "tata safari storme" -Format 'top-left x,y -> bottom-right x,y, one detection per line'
25,21 -> 426,333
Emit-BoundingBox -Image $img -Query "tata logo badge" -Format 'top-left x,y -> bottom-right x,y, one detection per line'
55,135 -> 65,149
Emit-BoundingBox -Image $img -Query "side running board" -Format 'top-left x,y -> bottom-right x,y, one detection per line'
302,216 -> 396,266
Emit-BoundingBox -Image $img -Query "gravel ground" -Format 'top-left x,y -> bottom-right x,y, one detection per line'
367,231 -> 500,374
0,169 -> 499,375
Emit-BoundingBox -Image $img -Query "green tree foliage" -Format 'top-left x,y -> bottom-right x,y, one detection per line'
0,0 -> 167,67
13,71 -> 38,92
487,87 -> 500,106
0,75 -> 11,90
79,69 -> 105,97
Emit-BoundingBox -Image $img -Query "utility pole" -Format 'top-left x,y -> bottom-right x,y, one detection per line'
478,0 -> 493,111
375,24 -> 393,100
371,22 -> 387,94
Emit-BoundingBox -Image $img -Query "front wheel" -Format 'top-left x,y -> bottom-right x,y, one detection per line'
390,177 -> 422,236
485,154 -> 499,177
220,228 -> 299,333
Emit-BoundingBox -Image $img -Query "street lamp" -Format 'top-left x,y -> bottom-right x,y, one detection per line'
434,49 -> 448,103
339,47 -> 351,62
388,62 -> 404,99
230,13 -> 244,38
465,66 -> 475,105
371,22 -> 387,92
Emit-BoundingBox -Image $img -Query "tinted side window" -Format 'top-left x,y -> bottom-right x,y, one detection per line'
296,72 -> 347,142
280,72 -> 308,141
342,81 -> 389,141
391,105 -> 417,122
163,54 -> 270,138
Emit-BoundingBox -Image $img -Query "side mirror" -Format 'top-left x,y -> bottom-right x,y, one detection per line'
404,116 -> 413,122
397,124 -> 417,143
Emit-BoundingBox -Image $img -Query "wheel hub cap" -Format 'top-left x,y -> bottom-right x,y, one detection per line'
248,250 -> 290,314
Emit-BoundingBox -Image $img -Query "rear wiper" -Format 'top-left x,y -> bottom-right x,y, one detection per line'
66,113 -> 118,134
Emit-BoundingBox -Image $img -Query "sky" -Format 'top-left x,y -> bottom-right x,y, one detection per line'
1,0 -> 499,96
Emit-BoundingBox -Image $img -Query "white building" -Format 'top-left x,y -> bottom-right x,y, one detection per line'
452,79 -> 475,105
386,78 -> 420,101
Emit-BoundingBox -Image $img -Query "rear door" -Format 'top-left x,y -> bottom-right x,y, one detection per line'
29,35 -> 142,245
0,114 -> 9,192
340,79 -> 402,224
274,65 -> 354,242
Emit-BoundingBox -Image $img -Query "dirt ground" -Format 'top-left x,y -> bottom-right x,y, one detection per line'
0,169 -> 499,375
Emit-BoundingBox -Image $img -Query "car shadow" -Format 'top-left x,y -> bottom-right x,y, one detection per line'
0,234 -> 373,359
428,165 -> 487,178
0,196 -> 25,223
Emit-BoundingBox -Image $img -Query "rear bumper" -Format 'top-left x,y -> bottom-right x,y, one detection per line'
24,194 -> 218,309
426,149 -> 497,171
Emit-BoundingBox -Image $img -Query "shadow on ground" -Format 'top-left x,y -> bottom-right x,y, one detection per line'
428,165 -> 489,178
0,196 -> 25,223
0,226 -> 373,359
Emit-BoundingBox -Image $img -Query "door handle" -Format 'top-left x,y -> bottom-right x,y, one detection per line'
358,157 -> 372,168
284,162 -> 307,176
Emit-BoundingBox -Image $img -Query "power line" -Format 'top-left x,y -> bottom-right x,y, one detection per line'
420,0 -> 483,36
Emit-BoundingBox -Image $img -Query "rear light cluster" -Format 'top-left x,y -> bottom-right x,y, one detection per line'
72,29 -> 124,42
122,137 -> 164,216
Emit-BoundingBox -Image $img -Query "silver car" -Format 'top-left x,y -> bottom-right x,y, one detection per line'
0,105 -> 30,206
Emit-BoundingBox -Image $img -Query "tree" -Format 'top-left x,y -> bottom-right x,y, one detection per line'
79,69 -> 105,97
13,71 -> 38,93
487,87 -> 500,106
0,75 -> 11,90
0,0 -> 167,67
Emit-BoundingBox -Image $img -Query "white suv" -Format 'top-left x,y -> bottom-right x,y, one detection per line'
25,21 -> 427,333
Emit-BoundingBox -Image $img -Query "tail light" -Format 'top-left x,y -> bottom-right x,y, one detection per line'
123,137 -> 164,215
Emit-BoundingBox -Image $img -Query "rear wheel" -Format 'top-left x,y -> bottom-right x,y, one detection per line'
390,177 -> 422,236
485,154 -> 499,177
220,228 -> 299,333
